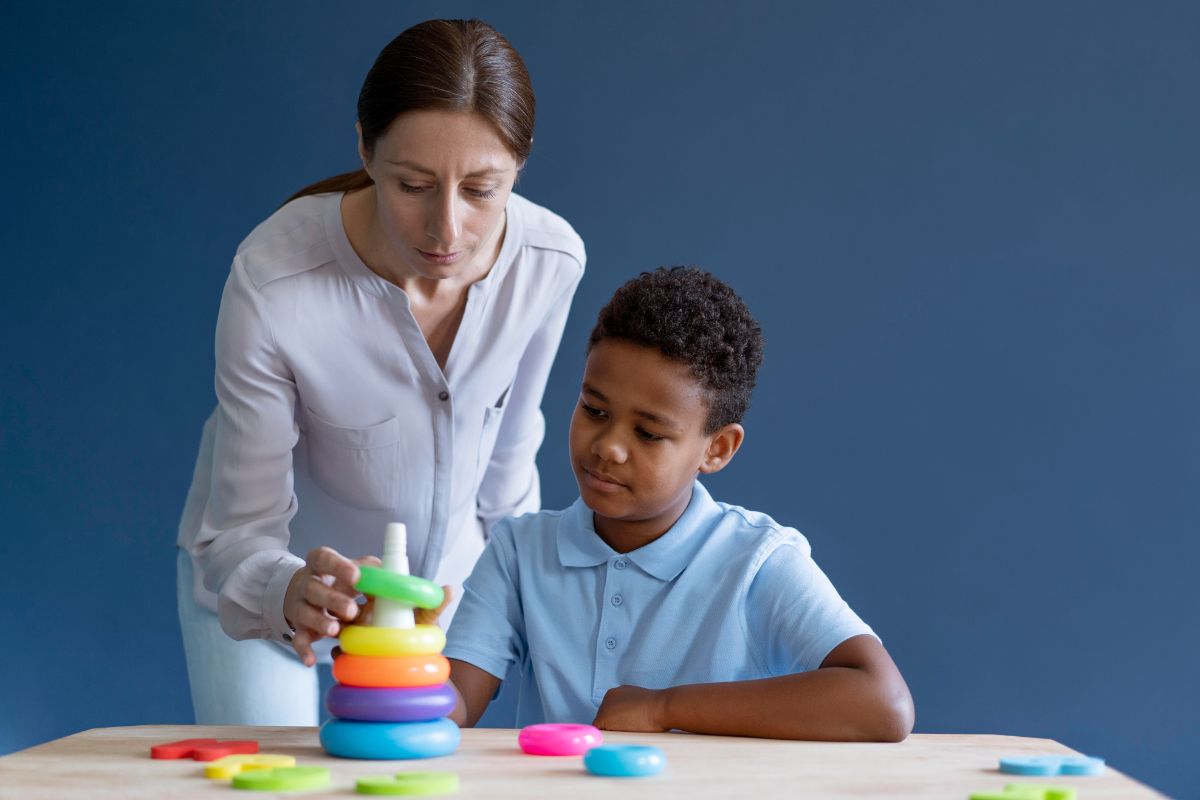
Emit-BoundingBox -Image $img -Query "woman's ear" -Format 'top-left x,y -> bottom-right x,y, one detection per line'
356,122 -> 372,176
698,423 -> 744,475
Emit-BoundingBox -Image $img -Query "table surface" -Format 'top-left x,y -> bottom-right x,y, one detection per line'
0,725 -> 1164,799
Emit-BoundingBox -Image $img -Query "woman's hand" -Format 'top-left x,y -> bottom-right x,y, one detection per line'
592,685 -> 670,733
284,547 -> 380,666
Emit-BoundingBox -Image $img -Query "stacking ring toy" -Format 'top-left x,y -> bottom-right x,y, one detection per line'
355,771 -> 460,796
204,754 -> 295,779
340,624 -> 446,657
356,566 -> 444,609
326,684 -> 457,723
583,745 -> 666,777
320,718 -> 461,760
518,723 -> 603,756
232,766 -> 331,792
333,653 -> 450,688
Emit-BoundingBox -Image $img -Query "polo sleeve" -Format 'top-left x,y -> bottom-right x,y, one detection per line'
745,540 -> 877,675
186,257 -> 304,644
443,518 -> 527,680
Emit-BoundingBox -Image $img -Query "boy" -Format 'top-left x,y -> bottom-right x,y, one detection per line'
442,267 -> 914,741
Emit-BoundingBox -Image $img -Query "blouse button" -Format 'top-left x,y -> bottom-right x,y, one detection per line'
611,594 -> 623,607
605,637 -> 617,650
613,559 -> 627,570
438,390 -> 450,401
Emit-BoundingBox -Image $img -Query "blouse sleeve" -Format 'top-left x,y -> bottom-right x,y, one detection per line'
476,264 -> 585,535
185,257 -> 304,643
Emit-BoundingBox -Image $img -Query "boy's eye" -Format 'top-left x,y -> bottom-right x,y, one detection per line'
635,428 -> 664,442
580,402 -> 606,419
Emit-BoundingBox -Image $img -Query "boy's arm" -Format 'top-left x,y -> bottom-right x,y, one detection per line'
447,659 -> 503,727
592,634 -> 914,742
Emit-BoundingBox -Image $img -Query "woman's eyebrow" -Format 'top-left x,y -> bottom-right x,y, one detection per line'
385,159 -> 508,178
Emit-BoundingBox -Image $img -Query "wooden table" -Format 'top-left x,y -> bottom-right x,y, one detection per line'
0,725 -> 1164,799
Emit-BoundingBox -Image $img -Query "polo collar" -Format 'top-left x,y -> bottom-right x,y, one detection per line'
556,481 -> 720,581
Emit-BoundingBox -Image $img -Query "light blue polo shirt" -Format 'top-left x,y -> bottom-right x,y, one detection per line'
443,481 -> 875,726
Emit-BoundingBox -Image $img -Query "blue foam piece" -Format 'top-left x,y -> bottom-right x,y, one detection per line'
319,718 -> 460,760
999,755 -> 1105,777
1058,756 -> 1106,776
584,744 -> 666,777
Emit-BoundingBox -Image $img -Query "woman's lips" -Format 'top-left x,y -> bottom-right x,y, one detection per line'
417,249 -> 463,265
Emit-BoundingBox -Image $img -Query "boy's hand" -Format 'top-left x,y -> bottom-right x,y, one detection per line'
415,586 -> 452,627
592,685 -> 670,733
356,585 -> 452,628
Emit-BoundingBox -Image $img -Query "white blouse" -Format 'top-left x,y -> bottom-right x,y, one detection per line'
177,191 -> 585,643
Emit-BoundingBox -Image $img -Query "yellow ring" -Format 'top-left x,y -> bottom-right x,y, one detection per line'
339,624 -> 446,657
204,754 -> 295,779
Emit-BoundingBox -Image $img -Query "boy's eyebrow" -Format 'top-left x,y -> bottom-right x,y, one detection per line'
384,159 -> 508,178
582,384 -> 682,431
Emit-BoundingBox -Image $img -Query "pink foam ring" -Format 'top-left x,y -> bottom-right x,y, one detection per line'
518,723 -> 604,756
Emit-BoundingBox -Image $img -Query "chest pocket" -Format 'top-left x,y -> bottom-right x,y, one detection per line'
302,407 -> 400,511
475,384 -> 512,487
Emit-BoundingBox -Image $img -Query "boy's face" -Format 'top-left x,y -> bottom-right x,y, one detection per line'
569,339 -> 742,549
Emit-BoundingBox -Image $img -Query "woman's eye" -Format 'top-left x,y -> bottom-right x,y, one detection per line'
399,181 -> 426,194
636,428 -> 664,442
467,187 -> 497,200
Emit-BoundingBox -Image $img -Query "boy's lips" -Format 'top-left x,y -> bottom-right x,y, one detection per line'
581,465 -> 625,492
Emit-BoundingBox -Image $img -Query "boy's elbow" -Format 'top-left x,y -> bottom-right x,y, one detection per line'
874,688 -> 915,743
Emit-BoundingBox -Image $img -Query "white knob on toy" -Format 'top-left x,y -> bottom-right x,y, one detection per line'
373,522 -> 416,629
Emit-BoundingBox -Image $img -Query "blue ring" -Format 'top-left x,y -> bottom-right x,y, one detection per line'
583,744 -> 666,777
319,718 -> 460,760
325,684 -> 456,723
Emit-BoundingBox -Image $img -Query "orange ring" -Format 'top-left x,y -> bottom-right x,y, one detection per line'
332,653 -> 451,688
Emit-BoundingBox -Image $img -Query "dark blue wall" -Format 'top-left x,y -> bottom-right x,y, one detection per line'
2,3 -> 1196,795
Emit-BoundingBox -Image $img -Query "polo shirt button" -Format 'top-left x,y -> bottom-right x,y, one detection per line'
438,390 -> 450,401
610,594 -> 623,607
605,637 -> 617,650
614,559 -> 627,570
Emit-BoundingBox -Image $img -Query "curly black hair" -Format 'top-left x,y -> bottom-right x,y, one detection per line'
588,267 -> 764,433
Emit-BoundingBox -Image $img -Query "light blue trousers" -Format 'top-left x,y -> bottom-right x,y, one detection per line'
176,549 -> 332,725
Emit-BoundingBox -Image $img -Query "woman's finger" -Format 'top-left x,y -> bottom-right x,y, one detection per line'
306,546 -> 361,589
292,599 -> 342,638
303,577 -> 361,622
291,627 -> 318,667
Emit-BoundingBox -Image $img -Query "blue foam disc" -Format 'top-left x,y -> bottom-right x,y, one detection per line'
583,744 -> 666,777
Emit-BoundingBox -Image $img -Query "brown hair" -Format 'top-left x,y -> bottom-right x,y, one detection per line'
286,18 -> 535,204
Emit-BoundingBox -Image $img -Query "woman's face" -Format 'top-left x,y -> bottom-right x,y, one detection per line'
359,109 -> 519,281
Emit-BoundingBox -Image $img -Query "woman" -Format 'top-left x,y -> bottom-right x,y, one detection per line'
176,18 -> 585,725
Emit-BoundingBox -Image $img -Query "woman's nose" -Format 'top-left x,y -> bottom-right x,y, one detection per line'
428,191 -> 462,246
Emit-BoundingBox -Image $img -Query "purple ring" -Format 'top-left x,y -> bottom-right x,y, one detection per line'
326,683 -> 456,723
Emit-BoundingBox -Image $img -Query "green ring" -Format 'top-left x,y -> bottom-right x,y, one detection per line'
356,771 -> 459,796
355,566 -> 445,610
232,766 -> 331,791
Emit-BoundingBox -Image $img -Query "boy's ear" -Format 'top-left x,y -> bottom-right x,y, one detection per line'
698,423 -> 744,475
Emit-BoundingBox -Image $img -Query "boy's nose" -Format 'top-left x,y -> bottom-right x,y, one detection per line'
592,433 -> 627,464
